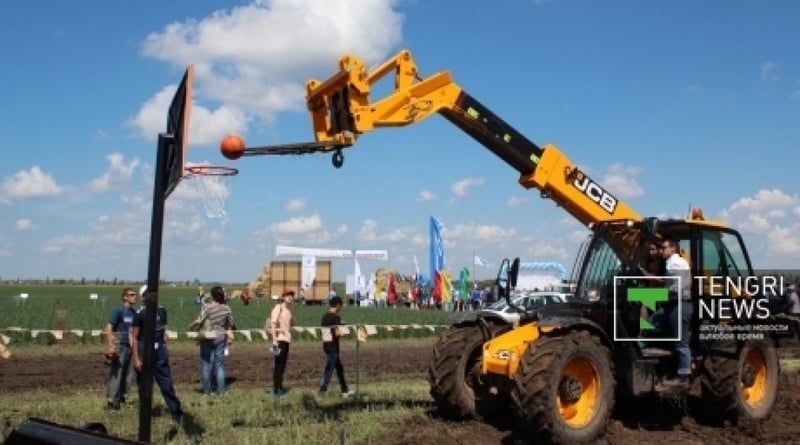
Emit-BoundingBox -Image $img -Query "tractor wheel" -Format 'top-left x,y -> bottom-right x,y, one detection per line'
700,338 -> 779,424
428,322 -> 509,419
511,330 -> 615,444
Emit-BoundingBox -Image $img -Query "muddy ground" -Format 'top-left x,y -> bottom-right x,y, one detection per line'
2,342 -> 800,445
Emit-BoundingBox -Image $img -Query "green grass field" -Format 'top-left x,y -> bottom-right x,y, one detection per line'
0,285 -> 454,345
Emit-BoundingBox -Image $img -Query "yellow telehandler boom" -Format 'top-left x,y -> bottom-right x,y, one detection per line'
252,49 -> 640,227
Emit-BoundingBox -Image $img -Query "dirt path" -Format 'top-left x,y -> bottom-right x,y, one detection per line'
2,343 -> 800,444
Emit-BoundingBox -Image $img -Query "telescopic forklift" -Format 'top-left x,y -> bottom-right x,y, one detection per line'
242,49 -> 790,444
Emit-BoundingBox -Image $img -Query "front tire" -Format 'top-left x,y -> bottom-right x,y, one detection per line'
511,330 -> 615,444
428,322 -> 509,419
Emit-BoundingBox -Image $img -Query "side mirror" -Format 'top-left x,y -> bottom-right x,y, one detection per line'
509,257 -> 520,288
496,258 -> 510,300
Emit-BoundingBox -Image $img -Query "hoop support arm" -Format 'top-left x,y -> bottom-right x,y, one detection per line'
240,141 -> 347,156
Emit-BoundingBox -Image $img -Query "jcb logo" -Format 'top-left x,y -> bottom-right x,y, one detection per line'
573,172 -> 618,214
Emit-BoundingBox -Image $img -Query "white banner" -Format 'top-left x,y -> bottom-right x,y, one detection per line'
354,250 -> 389,261
275,245 -> 389,261
301,255 -> 317,290
275,245 -> 352,258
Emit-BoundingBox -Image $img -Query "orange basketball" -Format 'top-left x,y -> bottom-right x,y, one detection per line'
220,134 -> 246,160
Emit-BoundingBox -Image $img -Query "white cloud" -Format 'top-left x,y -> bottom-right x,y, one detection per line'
444,222 -> 516,244
269,214 -> 322,235
130,0 -> 404,144
358,219 -> 416,244
417,190 -> 435,202
89,153 -> 141,193
255,214 -> 343,247
451,177 -> 485,197
719,188 -> 800,265
601,163 -> 644,199
727,189 -> 796,213
42,234 -> 94,254
761,61 -> 778,81
285,197 -> 306,211
507,196 -> 528,208
1,166 -> 63,200
359,219 -> 379,243
523,239 -> 572,261
16,219 -> 36,231
127,84 -> 248,145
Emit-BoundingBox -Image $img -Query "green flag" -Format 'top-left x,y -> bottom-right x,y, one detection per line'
460,267 -> 470,301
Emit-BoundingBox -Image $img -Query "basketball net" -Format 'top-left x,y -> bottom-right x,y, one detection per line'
184,165 -> 238,221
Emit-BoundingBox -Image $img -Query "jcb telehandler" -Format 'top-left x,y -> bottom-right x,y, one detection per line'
245,49 -> 791,444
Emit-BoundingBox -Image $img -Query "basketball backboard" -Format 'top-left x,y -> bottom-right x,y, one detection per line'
164,65 -> 194,198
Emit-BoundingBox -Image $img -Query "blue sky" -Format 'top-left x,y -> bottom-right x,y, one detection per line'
0,0 -> 798,284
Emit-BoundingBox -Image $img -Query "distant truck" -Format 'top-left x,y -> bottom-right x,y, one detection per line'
267,260 -> 332,304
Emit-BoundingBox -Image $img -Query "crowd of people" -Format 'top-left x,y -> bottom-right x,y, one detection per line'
102,284 -> 358,421
349,285 -> 496,311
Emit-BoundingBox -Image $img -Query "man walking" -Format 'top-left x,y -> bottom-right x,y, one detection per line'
131,287 -> 184,421
104,287 -> 137,410
318,296 -> 353,398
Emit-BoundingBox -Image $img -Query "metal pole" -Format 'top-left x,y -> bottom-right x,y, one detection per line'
355,324 -> 360,398
138,133 -> 171,443
472,251 -> 476,290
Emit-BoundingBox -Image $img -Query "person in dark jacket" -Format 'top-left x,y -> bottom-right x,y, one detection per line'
318,296 -> 353,398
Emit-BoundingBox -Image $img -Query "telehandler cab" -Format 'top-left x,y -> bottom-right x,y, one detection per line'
236,49 -> 791,444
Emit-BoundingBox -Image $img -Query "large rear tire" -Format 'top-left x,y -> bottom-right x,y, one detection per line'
511,330 -> 615,444
428,322 -> 509,419
700,338 -> 779,424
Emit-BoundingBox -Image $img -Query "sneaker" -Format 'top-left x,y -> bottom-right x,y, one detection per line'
106,400 -> 121,411
270,389 -> 287,398
655,376 -> 690,392
342,390 -> 355,399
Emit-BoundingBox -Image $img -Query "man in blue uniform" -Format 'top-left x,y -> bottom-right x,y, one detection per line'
131,287 -> 184,421
104,287 -> 137,410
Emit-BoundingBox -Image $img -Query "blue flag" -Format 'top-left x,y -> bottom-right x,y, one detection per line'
429,216 -> 445,281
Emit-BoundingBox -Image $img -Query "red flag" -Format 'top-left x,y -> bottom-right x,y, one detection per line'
433,271 -> 442,303
387,273 -> 398,304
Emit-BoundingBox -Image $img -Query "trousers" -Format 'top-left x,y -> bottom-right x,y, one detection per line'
652,300 -> 694,375
107,346 -> 134,403
273,341 -> 290,393
137,343 -> 182,416
319,350 -> 348,393
200,340 -> 227,394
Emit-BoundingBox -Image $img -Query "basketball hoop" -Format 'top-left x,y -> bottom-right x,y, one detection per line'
184,165 -> 239,219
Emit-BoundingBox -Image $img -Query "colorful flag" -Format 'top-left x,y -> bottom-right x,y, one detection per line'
433,271 -> 442,303
459,267 -> 470,301
474,254 -> 490,267
430,216 -> 445,281
441,270 -> 452,303
387,273 -> 398,305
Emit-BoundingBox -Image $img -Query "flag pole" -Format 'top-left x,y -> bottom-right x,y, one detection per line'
472,251 -> 476,289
